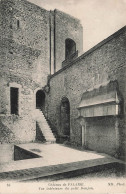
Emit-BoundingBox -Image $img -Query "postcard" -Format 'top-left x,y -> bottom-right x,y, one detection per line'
0,0 -> 126,193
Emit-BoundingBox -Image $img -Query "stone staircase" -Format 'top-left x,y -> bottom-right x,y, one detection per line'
34,109 -> 56,143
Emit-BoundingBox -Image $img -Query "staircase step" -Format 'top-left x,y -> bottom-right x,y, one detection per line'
35,109 -> 56,143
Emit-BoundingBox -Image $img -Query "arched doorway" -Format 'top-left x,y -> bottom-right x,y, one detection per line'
65,38 -> 76,59
36,90 -> 45,113
60,97 -> 70,138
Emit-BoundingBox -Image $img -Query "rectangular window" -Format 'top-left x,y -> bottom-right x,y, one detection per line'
17,20 -> 20,28
10,87 -> 19,115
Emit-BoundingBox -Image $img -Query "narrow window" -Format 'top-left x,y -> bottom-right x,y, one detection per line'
17,20 -> 20,28
10,87 -> 19,115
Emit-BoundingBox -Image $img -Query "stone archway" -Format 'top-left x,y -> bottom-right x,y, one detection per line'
36,90 -> 45,113
60,97 -> 70,138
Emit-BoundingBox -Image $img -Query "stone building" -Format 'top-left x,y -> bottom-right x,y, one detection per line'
0,0 -> 126,161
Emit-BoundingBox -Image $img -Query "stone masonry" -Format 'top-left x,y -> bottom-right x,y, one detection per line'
47,27 -> 126,160
0,0 -> 83,143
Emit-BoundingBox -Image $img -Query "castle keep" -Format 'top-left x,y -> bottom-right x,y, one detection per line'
0,0 -> 126,161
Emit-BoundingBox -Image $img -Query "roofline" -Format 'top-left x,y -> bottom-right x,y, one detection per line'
54,9 -> 81,24
49,26 -> 126,80
23,0 -> 48,12
26,1 -> 81,23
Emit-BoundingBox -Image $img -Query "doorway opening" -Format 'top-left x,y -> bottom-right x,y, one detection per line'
10,87 -> 19,115
60,97 -> 70,138
36,90 -> 45,113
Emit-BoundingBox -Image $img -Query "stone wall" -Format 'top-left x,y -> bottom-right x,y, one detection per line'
0,76 -> 36,143
0,0 -> 50,87
1,0 -> 125,156
0,144 -> 14,163
0,114 -> 36,143
47,26 -> 126,159
0,0 -> 50,143
85,117 -> 117,155
54,10 -> 83,72
0,0 -> 82,143
0,0 -> 84,144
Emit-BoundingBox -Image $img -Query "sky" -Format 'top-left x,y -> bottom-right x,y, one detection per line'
28,0 -> 126,52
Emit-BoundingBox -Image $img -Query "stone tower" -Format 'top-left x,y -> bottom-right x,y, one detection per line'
0,0 -> 83,143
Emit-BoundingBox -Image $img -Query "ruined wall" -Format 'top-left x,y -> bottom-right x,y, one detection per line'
0,0 -> 50,143
54,10 -> 83,72
0,0 -> 50,86
0,0 -> 84,144
47,27 -> 126,159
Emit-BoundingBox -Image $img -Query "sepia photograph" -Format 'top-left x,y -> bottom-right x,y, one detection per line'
0,0 -> 126,193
